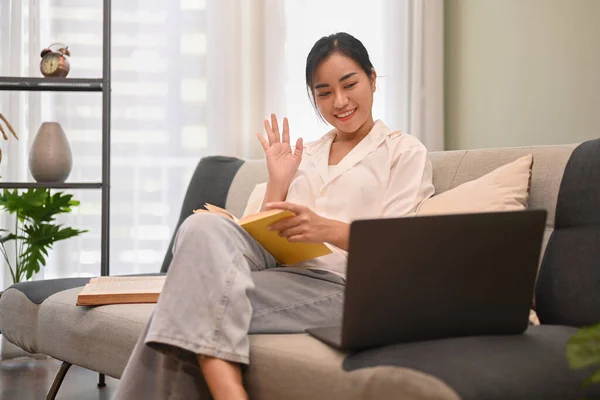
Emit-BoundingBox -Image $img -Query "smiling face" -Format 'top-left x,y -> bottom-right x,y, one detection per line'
312,52 -> 377,138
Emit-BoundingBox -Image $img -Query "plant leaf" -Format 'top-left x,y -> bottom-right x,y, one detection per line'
582,367 -> 600,387
20,223 -> 87,280
1,188 -> 87,281
0,188 -> 48,222
567,323 -> 600,369
0,233 -> 21,243
0,188 -> 82,223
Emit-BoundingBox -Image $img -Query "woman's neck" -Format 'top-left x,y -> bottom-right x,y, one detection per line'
333,116 -> 375,144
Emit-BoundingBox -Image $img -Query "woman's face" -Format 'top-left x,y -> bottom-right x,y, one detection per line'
312,52 -> 376,136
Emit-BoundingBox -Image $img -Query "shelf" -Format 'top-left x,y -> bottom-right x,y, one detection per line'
0,182 -> 103,189
0,77 -> 103,92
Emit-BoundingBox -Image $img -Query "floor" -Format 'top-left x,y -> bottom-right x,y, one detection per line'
0,357 -> 119,400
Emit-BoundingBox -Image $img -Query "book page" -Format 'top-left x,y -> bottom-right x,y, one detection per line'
81,276 -> 165,295
201,203 -> 238,223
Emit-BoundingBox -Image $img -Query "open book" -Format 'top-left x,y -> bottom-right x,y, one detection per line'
77,276 -> 165,306
193,203 -> 332,265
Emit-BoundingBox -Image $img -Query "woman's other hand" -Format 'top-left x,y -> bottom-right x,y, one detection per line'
265,202 -> 350,250
257,114 -> 303,187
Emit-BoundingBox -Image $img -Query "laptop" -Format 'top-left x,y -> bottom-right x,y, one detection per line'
306,209 -> 547,351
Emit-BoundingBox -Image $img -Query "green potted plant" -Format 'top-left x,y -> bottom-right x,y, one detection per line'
0,188 -> 87,285
0,188 -> 87,359
568,323 -> 600,391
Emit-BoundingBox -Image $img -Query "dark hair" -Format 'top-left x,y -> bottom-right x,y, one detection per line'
305,32 -> 375,116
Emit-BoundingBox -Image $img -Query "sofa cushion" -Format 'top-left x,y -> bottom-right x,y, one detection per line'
536,139 -> 600,326
227,145 -> 576,261
0,278 -> 91,350
428,144 -> 575,260
8,277 -> 91,304
343,325 -> 600,400
0,284 -> 154,378
226,160 -> 269,218
160,156 -> 245,273
242,182 -> 268,218
247,334 -> 459,400
0,283 -> 460,399
416,153 -> 533,216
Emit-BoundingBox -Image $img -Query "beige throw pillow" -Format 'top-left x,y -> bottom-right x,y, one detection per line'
416,153 -> 534,216
242,182 -> 267,218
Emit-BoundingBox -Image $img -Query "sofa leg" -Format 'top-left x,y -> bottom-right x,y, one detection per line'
98,373 -> 106,387
46,361 -> 72,400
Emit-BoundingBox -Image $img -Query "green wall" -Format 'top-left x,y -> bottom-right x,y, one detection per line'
445,0 -> 600,150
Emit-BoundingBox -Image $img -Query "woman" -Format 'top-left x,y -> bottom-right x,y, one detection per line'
114,32 -> 434,400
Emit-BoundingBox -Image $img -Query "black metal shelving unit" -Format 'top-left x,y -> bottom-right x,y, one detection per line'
0,182 -> 103,189
0,1 -> 111,395
0,77 -> 103,92
0,0 -> 111,277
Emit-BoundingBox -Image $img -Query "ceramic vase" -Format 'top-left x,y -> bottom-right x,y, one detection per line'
28,122 -> 73,182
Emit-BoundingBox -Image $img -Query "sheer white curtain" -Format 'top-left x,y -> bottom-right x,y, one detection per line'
0,0 -> 443,289
265,0 -> 444,150
0,0 -> 264,288
409,0 -> 445,151
1,0 -> 37,289
271,0 -> 409,142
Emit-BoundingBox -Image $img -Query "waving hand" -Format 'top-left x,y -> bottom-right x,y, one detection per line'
256,114 -> 303,186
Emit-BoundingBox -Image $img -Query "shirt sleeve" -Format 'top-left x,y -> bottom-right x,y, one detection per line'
381,145 -> 435,218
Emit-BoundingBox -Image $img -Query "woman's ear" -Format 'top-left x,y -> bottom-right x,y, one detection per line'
370,69 -> 377,92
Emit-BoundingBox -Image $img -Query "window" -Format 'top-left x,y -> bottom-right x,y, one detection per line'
1,0 -> 424,287
1,0 -> 214,279
280,0 -> 410,143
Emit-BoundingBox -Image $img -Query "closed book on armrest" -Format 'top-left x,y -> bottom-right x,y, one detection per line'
76,276 -> 165,306
194,203 -> 332,265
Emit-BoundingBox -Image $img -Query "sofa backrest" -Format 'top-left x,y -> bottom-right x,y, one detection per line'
428,144 -> 576,258
535,139 -> 600,327
226,144 -> 577,255
161,143 -> 577,272
160,156 -> 246,272
162,140 -> 600,328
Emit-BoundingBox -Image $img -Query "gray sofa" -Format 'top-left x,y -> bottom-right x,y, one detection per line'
1,140 -> 600,400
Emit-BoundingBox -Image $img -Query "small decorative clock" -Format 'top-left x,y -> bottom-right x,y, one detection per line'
40,43 -> 71,78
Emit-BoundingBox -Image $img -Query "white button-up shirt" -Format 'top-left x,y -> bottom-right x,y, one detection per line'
247,120 -> 435,278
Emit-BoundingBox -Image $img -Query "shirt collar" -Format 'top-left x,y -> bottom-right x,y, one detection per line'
304,120 -> 398,156
305,120 -> 401,186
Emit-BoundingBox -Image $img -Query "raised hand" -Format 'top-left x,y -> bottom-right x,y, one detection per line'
256,114 -> 303,186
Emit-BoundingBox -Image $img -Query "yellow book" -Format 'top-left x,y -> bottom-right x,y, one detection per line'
194,203 -> 332,264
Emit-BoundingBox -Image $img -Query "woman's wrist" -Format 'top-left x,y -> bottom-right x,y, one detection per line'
261,181 -> 290,210
324,218 -> 350,251
266,178 -> 290,191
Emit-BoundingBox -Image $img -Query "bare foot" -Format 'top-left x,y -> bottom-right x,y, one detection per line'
198,355 -> 248,400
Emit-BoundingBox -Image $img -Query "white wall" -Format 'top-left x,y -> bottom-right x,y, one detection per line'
445,0 -> 600,150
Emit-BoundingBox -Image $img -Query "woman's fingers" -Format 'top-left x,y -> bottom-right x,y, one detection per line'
263,114 -> 292,146
270,113 -> 281,143
294,137 -> 303,158
269,215 -> 301,232
286,235 -> 305,243
263,119 -> 275,145
256,133 -> 269,151
279,225 -> 305,240
282,117 -> 290,144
